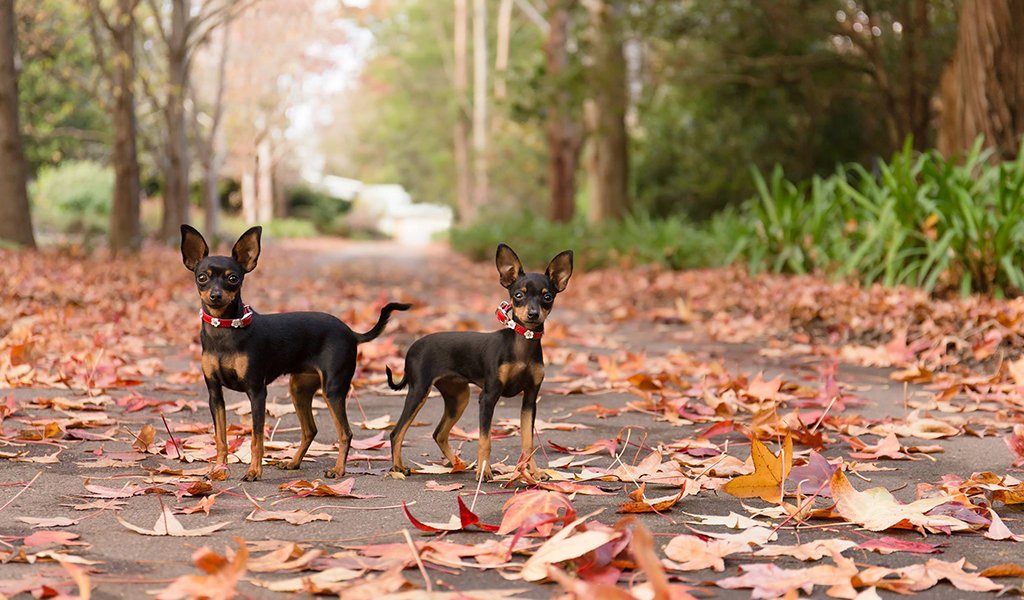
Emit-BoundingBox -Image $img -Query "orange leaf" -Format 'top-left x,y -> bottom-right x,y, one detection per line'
721,434 -> 792,503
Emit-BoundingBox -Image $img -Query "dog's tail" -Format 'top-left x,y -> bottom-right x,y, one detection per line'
385,365 -> 407,390
354,302 -> 411,344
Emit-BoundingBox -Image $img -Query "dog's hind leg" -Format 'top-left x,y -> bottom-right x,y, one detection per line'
389,380 -> 432,475
278,373 -> 320,470
321,363 -> 356,479
433,378 -> 470,468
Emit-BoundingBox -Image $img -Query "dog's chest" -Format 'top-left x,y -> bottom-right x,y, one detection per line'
202,352 -> 250,389
498,361 -> 543,396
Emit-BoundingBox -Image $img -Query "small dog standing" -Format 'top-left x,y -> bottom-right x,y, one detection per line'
387,243 -> 573,480
180,225 -> 409,481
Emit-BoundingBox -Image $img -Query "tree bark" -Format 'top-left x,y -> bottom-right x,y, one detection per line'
938,0 -> 1024,160
0,0 -> 34,248
109,0 -> 142,253
195,21 -> 230,241
899,0 -> 931,150
584,0 -> 628,223
545,0 -> 582,222
471,0 -> 489,213
159,0 -> 191,242
256,136 -> 273,222
453,0 -> 473,223
241,158 -> 257,225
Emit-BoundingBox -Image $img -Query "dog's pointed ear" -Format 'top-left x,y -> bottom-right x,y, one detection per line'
496,243 -> 524,289
180,224 -> 209,272
546,250 -> 574,292
232,226 -> 262,273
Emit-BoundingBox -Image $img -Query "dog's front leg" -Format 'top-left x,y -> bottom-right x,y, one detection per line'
242,386 -> 268,481
206,378 -> 229,480
520,385 -> 546,480
476,386 -> 502,481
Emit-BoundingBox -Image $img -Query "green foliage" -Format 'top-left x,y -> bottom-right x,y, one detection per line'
17,0 -> 108,172
451,211 -> 743,272
31,161 -> 114,235
742,140 -> 1024,297
287,185 -> 352,235
221,216 -> 319,240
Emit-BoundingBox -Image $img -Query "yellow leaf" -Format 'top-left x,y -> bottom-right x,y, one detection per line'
722,434 -> 792,503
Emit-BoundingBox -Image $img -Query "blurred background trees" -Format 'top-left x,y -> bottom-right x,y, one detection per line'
0,0 -> 1022,266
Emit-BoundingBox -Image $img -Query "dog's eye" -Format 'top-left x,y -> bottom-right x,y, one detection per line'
197,274 -> 209,284
227,274 -> 239,284
513,291 -> 524,301
543,293 -> 553,303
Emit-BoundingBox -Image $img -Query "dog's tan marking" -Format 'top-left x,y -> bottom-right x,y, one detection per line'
529,363 -> 544,385
201,354 -> 217,378
498,362 -> 528,385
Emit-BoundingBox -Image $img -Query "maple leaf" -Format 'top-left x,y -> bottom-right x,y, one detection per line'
616,483 -> 684,513
722,434 -> 792,503
855,536 -> 944,555
156,539 -> 247,600
131,423 -> 156,452
17,516 -> 80,528
829,470 -> 971,532
753,539 -> 857,561
246,543 -> 323,573
498,490 -> 576,536
402,497 -> 499,533
716,555 -> 859,599
424,480 -> 463,492
786,450 -> 837,497
894,558 -> 1002,593
662,534 -> 747,572
519,513 -> 624,582
1005,424 -> 1024,468
985,509 -> 1024,542
277,478 -> 382,499
117,504 -> 230,537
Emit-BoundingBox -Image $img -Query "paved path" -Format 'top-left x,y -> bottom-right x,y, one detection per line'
0,238 -> 1018,599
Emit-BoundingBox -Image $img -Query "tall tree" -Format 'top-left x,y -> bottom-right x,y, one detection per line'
190,18 -> 231,242
142,0 -> 253,243
0,0 -> 35,247
938,0 -> 1024,159
545,0 -> 582,222
453,0 -> 472,223
584,0 -> 628,223
471,0 -> 489,211
88,0 -> 143,252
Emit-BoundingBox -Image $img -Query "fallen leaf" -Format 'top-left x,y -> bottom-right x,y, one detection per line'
722,434 -> 792,503
156,538 -> 247,600
117,504 -> 230,537
830,470 -> 970,532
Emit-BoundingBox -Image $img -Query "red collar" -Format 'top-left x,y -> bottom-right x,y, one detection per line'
495,301 -> 542,340
200,304 -> 254,329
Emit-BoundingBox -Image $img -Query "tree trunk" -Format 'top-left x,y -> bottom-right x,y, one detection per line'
471,0 -> 489,212
159,0 -> 191,243
584,0 -> 628,223
545,0 -> 582,222
199,22 -> 230,242
256,136 -> 273,222
0,0 -> 34,248
899,0 -> 931,150
938,0 -> 1024,160
453,0 -> 473,223
109,0 -> 142,253
241,158 -> 257,225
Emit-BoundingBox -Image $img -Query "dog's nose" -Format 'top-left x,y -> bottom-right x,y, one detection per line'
527,309 -> 540,320
209,290 -> 223,302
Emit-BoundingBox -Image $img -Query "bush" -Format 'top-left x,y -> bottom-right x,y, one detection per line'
450,212 -> 742,272
31,160 -> 114,236
287,185 -> 351,235
742,139 -> 1024,297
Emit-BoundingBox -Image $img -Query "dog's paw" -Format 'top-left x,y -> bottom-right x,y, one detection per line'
476,467 -> 494,482
240,470 -> 262,482
390,465 -> 412,476
324,467 -> 345,479
276,460 -> 300,470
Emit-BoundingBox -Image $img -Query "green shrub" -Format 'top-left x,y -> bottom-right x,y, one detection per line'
31,160 -> 114,235
221,216 -> 319,240
287,185 -> 351,234
742,138 -> 1024,297
450,212 -> 738,272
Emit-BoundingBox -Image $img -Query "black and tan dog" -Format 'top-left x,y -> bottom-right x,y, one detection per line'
180,225 -> 409,481
386,244 -> 573,480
